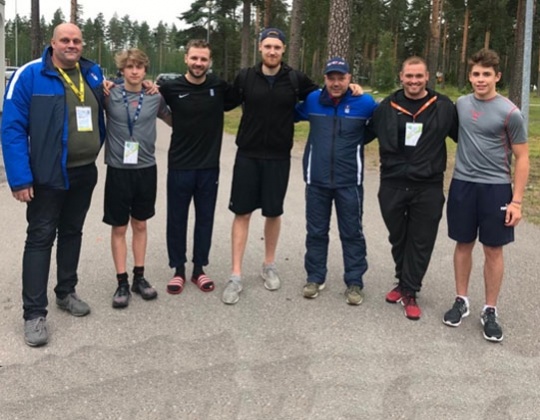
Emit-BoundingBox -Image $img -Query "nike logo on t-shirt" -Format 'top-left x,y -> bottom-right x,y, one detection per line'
179,93 -> 190,98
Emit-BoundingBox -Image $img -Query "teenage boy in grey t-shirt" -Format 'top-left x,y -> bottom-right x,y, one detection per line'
103,49 -> 172,309
443,49 -> 529,342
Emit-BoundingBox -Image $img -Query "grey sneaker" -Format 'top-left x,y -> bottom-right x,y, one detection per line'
222,279 -> 243,305
303,282 -> 326,299
24,317 -> 48,347
56,292 -> 91,317
112,283 -> 131,308
261,263 -> 281,290
345,285 -> 364,305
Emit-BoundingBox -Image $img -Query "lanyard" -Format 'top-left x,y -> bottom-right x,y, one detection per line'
122,88 -> 145,138
57,63 -> 85,103
390,95 -> 438,121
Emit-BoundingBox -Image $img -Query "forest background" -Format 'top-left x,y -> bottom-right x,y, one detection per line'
4,0 -> 540,223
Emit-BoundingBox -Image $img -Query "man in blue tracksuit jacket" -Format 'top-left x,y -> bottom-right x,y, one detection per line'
1,23 -> 105,347
295,57 -> 377,305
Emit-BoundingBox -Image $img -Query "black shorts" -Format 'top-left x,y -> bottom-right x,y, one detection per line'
229,155 -> 290,217
103,165 -> 157,226
447,179 -> 514,246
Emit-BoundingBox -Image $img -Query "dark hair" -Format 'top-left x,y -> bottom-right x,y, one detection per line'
468,49 -> 500,74
185,39 -> 212,57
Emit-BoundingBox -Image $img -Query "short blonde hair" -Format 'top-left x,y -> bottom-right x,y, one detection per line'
115,48 -> 150,71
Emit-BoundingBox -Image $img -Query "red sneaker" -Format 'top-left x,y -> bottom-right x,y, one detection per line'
385,285 -> 402,303
401,294 -> 421,320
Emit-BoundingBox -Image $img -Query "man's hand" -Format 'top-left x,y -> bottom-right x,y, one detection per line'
13,187 -> 34,202
142,80 -> 159,95
350,83 -> 364,96
103,80 -> 115,96
505,202 -> 522,227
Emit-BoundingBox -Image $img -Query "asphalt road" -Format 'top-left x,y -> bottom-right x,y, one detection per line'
0,121 -> 539,419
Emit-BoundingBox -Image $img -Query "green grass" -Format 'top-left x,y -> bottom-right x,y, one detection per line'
224,87 -> 540,224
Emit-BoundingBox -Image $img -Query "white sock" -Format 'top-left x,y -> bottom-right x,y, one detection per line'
482,305 -> 497,316
457,295 -> 469,308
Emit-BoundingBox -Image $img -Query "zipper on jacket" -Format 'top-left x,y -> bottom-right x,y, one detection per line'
330,106 -> 338,186
263,73 -> 274,156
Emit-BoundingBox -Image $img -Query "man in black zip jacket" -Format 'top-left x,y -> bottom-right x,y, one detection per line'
367,56 -> 458,320
222,28 -> 319,304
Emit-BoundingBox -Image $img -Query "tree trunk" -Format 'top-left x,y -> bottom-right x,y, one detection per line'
442,18 -> 448,76
264,0 -> 272,28
327,0 -> 352,60
427,0 -> 441,89
537,44 -> 540,97
484,30 -> 491,49
509,0 -> 525,107
458,5 -> 469,90
70,0 -> 78,24
241,0 -> 251,68
31,0 -> 42,59
288,0 -> 303,68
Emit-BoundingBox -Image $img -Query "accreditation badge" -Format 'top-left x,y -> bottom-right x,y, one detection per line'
123,141 -> 139,164
75,106 -> 93,132
405,122 -> 423,147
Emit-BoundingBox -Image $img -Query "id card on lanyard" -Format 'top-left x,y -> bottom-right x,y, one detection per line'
122,88 -> 145,164
390,95 -> 438,147
405,122 -> 423,146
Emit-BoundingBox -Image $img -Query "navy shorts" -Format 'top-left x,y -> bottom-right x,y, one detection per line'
446,179 -> 514,246
103,165 -> 157,226
229,155 -> 290,217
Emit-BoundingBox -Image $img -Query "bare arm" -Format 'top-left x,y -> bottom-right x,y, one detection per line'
505,142 -> 529,227
161,114 -> 173,127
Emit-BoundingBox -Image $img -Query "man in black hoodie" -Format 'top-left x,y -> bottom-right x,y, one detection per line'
222,28 -> 319,304
368,56 -> 458,320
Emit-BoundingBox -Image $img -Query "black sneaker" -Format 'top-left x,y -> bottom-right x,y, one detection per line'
112,283 -> 131,308
481,307 -> 503,342
443,297 -> 470,327
132,277 -> 158,300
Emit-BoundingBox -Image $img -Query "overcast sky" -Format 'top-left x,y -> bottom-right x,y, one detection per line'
4,0 -> 194,29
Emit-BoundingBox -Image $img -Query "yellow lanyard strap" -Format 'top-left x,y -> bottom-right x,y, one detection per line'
57,63 -> 85,103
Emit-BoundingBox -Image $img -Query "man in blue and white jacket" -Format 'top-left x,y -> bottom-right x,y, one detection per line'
1,23 -> 105,347
295,57 -> 377,305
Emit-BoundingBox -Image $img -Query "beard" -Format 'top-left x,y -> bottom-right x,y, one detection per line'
188,66 -> 208,80
262,56 -> 282,69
